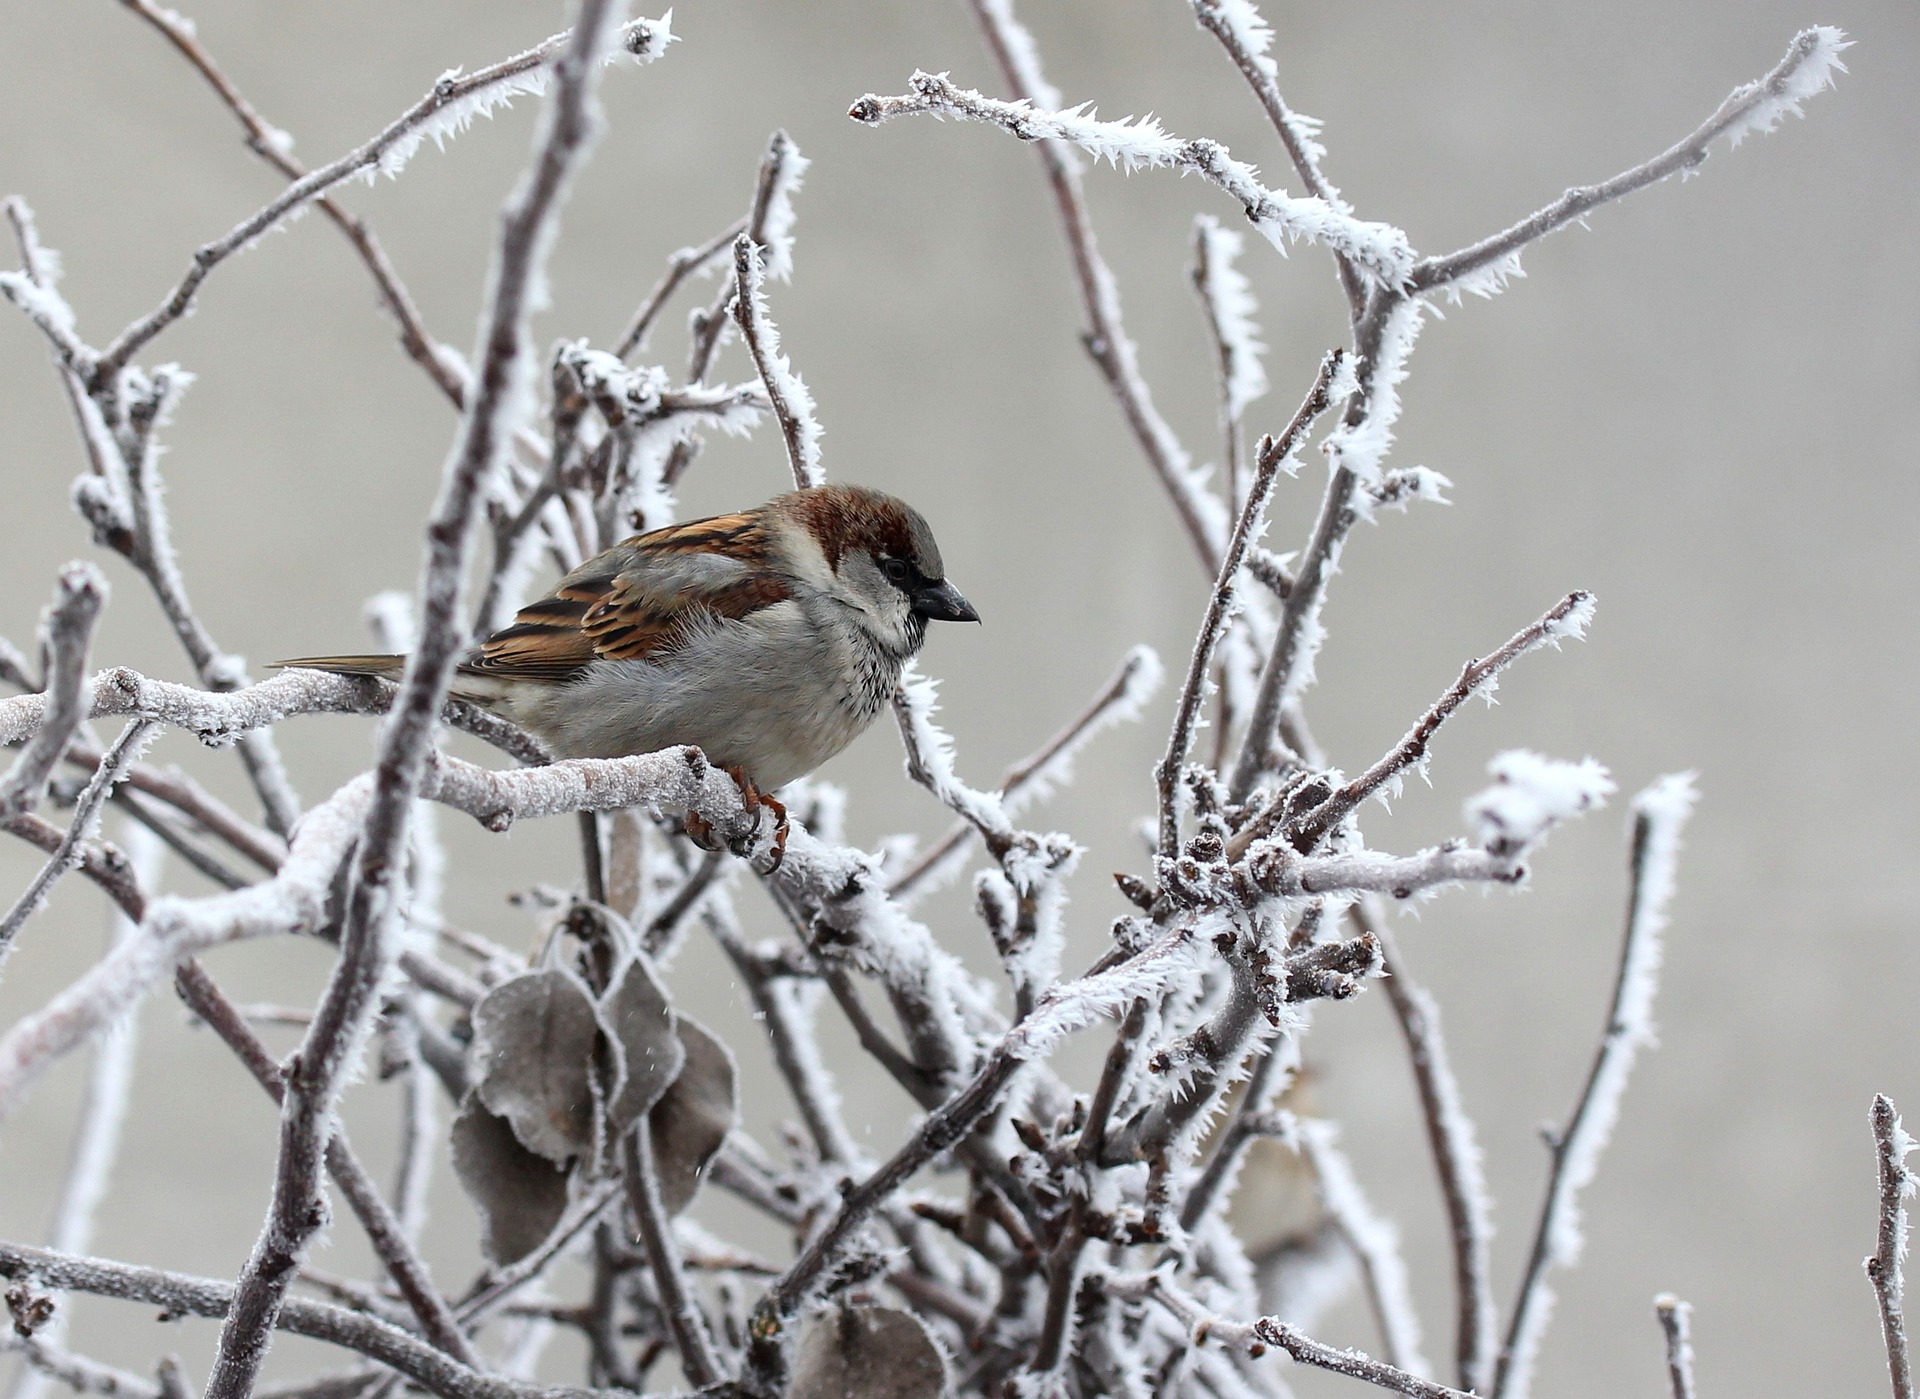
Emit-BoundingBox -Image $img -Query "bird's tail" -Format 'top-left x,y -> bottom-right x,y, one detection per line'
270,654 -> 407,680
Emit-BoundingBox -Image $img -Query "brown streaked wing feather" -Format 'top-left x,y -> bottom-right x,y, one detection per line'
463,511 -> 789,680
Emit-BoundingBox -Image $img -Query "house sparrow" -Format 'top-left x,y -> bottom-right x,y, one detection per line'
277,483 -> 977,864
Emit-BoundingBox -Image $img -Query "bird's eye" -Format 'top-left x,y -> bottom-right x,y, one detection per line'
881,557 -> 912,585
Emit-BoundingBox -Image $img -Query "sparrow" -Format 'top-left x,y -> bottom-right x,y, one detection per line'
277,483 -> 978,865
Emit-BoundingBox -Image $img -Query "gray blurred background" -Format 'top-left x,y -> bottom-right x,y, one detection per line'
0,0 -> 1914,1394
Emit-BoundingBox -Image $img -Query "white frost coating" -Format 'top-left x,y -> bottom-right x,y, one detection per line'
1505,773 -> 1697,1399
0,271 -> 78,343
766,974 -> 867,1169
0,775 -> 374,1127
1541,591 -> 1597,645
1005,926 -> 1202,1061
734,238 -> 823,488
1370,466 -> 1452,514
1294,1116 -> 1431,1379
363,590 -> 417,652
372,15 -> 676,179
1442,249 -> 1526,304
1194,217 -> 1268,421
1724,27 -> 1849,148
872,74 -> 1413,287
760,139 -> 810,282
895,666 -> 1010,837
1465,751 -> 1615,859
1324,296 -> 1426,491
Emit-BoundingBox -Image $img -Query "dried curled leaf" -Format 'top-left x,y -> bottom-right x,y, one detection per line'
597,952 -> 684,1138
470,966 -> 599,1164
449,1093 -> 570,1267
650,1016 -> 737,1216
788,1305 -> 951,1399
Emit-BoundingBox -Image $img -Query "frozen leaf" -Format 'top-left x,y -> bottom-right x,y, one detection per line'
787,1305 -> 950,1399
597,953 -> 685,1138
471,967 -> 599,1165
449,1093 -> 570,1267
649,1017 -> 737,1216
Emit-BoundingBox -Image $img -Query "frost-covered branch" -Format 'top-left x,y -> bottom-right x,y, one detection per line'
1189,0 -> 1366,319
1493,774 -> 1697,1399
614,215 -> 745,360
1654,1294 -> 1697,1399
730,235 -> 823,490
0,1242 -> 627,1399
1869,1094 -> 1916,1399
848,72 -> 1414,286
1411,28 -> 1849,296
119,0 -> 472,407
89,11 -> 674,385
0,564 -> 105,820
203,7 -> 626,1391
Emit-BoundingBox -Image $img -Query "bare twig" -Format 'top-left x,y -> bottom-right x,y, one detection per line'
0,721 -> 156,961
1869,1094 -> 1916,1399
171,962 -> 479,1367
0,1242 -> 642,1399
90,12 -> 672,384
1364,904 -> 1495,1394
1494,775 -> 1698,1399
1653,1294 -> 1696,1399
1272,590 -> 1595,855
959,0 -> 1227,572
1411,29 -> 1849,295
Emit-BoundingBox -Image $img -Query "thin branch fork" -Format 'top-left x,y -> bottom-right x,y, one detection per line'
1264,589 -> 1594,857
1869,1094 -> 1916,1399
614,216 -> 746,359
0,564 -> 106,819
1156,350 -> 1342,860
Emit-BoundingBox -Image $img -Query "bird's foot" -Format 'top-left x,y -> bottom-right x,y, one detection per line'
724,766 -> 789,874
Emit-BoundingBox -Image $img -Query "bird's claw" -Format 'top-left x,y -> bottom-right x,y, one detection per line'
718,767 -> 789,874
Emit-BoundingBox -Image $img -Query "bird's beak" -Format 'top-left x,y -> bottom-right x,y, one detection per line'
912,579 -> 980,623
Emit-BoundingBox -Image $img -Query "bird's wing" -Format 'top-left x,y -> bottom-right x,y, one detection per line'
462,512 -> 790,682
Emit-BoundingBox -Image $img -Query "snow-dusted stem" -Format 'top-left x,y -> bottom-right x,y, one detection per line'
729,235 -> 822,490
615,216 -> 745,359
1869,1094 -> 1916,1399
1493,776 -> 1697,1399
119,0 -> 470,407
624,1123 -> 726,1388
959,0 -> 1227,573
1366,906 -> 1496,1394
1157,351 -> 1340,859
1411,28 -> 1848,295
0,564 -> 105,820
202,5 -> 624,1394
1654,1294 -> 1696,1399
